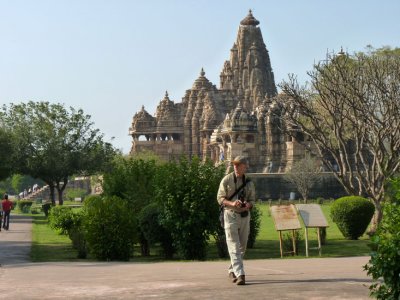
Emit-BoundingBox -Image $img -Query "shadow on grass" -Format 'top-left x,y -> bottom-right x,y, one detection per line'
31,242 -> 81,262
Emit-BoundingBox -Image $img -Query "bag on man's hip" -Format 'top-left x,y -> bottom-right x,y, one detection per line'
219,205 -> 224,228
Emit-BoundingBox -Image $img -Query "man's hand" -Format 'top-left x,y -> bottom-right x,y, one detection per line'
233,200 -> 242,208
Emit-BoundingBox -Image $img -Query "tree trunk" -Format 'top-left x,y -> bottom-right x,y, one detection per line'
56,177 -> 69,205
57,189 -> 63,205
49,184 -> 56,205
139,233 -> 150,256
368,202 -> 383,235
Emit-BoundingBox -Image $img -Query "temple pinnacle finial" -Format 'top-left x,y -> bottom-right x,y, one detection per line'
165,90 -> 169,97
240,9 -> 259,26
141,105 -> 145,111
337,46 -> 346,57
200,68 -> 205,77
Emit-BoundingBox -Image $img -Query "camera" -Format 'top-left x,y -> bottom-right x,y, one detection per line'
238,190 -> 249,217
238,189 -> 246,201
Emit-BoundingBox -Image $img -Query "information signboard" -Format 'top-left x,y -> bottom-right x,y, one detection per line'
295,204 -> 329,257
270,204 -> 301,258
270,204 -> 301,231
296,204 -> 328,228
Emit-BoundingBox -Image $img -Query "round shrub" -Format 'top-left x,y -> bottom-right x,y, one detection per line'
138,203 -> 175,259
48,206 -> 75,234
83,195 -> 137,261
330,196 -> 375,240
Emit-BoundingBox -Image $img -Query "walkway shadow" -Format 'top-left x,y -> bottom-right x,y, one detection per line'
9,214 -> 34,224
246,277 -> 372,286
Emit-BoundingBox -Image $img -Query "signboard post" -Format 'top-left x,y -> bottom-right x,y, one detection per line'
296,204 -> 329,257
270,204 -> 302,258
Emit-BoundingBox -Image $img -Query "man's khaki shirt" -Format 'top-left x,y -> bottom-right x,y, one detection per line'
217,172 -> 256,211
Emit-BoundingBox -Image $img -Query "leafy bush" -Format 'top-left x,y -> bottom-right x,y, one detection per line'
29,204 -> 42,214
247,204 -> 262,248
282,230 -> 303,255
102,155 -> 159,256
48,206 -> 75,234
17,200 -> 34,213
82,194 -> 101,205
42,202 -> 52,217
330,196 -> 375,240
67,210 -> 87,259
138,203 -> 175,259
83,195 -> 137,261
213,227 -> 228,258
155,157 -> 225,260
11,200 -> 17,210
47,205 -> 87,258
364,178 -> 400,299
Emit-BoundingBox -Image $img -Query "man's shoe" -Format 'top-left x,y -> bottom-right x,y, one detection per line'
228,272 -> 237,283
236,275 -> 245,285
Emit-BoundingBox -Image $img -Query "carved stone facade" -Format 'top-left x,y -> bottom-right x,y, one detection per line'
129,11 -> 305,172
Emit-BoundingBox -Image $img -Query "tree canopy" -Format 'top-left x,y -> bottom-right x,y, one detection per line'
278,47 -> 400,231
1,101 -> 116,204
0,127 -> 13,181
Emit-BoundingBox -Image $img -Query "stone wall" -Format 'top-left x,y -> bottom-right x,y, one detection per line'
248,172 -> 347,200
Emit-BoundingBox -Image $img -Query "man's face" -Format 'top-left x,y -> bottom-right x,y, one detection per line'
234,162 -> 247,176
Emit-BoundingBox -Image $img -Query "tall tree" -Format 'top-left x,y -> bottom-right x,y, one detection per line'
1,101 -> 115,204
0,127 -> 14,181
278,47 -> 400,232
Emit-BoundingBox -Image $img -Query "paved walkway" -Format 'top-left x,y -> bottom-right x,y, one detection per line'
0,215 -> 372,299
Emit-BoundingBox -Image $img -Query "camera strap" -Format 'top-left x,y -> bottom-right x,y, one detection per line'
227,174 -> 249,201
219,174 -> 251,225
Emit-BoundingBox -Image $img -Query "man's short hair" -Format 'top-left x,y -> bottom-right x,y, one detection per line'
231,156 -> 248,165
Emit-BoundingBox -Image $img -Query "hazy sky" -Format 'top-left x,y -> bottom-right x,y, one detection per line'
1,0 -> 399,153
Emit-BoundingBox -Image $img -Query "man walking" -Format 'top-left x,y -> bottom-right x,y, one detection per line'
2,194 -> 13,230
217,156 -> 255,285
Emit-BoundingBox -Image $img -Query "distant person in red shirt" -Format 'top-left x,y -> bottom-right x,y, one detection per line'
2,194 -> 13,230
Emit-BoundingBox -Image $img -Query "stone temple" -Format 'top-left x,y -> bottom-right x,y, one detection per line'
129,11 -> 305,173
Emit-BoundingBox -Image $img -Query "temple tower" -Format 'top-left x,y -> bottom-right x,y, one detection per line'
220,10 -> 277,111
129,11 -> 296,173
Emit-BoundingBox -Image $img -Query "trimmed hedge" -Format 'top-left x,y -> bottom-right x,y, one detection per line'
330,196 -> 375,240
17,200 -> 34,213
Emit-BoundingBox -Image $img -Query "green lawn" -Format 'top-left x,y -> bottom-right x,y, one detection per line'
244,202 -> 371,259
30,202 -> 372,262
31,215 -> 84,262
